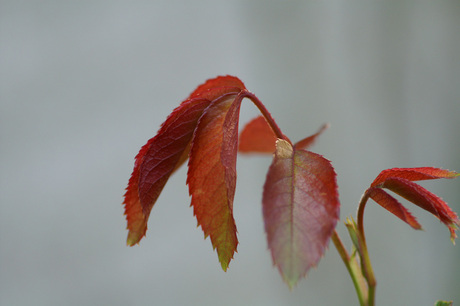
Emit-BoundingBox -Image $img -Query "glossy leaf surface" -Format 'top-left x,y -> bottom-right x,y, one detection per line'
371,167 -> 459,187
367,187 -> 422,230
367,167 -> 459,243
123,76 -> 245,246
263,139 -> 340,288
187,95 -> 243,270
239,117 -> 327,154
238,116 -> 278,153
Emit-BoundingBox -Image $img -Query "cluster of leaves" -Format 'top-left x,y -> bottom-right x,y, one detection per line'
123,75 -> 459,292
361,167 -> 460,242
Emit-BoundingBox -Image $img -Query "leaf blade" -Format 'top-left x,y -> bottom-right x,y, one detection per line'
187,95 -> 243,270
138,98 -> 212,217
382,177 -> 460,242
238,116 -> 278,153
124,76 -> 245,246
123,141 -> 151,245
188,75 -> 245,98
371,167 -> 459,187
294,123 -> 329,150
366,187 -> 422,230
263,139 -> 340,288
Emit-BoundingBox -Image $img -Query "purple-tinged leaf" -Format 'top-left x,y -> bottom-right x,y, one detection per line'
263,139 -> 340,288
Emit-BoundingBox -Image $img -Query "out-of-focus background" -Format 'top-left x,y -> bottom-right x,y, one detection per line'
1,1 -> 459,305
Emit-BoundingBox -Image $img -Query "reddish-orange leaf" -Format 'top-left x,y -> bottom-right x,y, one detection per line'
239,117 -> 327,154
366,187 -> 422,230
124,76 -> 245,246
188,75 -> 246,99
294,123 -> 329,150
263,139 -> 340,288
381,177 -> 460,242
138,99 -> 212,216
124,98 -> 215,246
238,116 -> 278,153
371,167 -> 459,187
187,94 -> 244,271
123,140 -> 151,245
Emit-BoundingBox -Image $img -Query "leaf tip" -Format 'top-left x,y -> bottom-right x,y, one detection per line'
449,223 -> 459,245
218,248 -> 237,272
285,278 -> 298,291
126,230 -> 144,246
220,261 -> 229,272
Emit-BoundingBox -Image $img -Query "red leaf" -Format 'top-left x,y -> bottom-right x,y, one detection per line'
238,116 -> 278,153
188,75 -> 246,99
262,139 -> 340,288
366,187 -> 422,230
124,76 -> 245,246
239,117 -> 327,154
381,177 -> 460,242
371,167 -> 459,187
138,99 -> 212,216
187,94 -> 244,271
123,141 -> 151,245
294,123 -> 329,150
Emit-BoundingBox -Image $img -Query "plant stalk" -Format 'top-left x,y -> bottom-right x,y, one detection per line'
356,191 -> 377,306
331,230 -> 367,306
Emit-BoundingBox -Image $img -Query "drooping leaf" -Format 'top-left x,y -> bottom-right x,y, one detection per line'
123,141 -> 151,245
188,75 -> 246,99
366,187 -> 422,230
239,116 -> 278,153
371,167 -> 459,187
187,94 -> 244,271
262,139 -> 340,288
138,99 -> 212,217
381,177 -> 459,242
294,123 -> 329,150
124,76 -> 245,246
239,117 -> 327,154
366,167 -> 460,244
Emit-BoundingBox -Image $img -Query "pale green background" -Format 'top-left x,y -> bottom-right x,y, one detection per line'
1,1 -> 459,305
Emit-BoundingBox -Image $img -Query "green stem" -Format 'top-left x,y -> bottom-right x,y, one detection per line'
356,191 -> 377,306
331,230 -> 367,306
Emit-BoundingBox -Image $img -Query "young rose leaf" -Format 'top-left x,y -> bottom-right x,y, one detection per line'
188,75 -> 246,99
381,177 -> 459,242
138,100 -> 211,216
263,139 -> 340,288
371,167 -> 459,187
124,76 -> 245,246
364,167 -> 460,243
123,141 -> 151,245
187,94 -> 244,271
294,123 -> 329,150
239,117 -> 327,153
366,187 -> 422,230
239,116 -> 278,153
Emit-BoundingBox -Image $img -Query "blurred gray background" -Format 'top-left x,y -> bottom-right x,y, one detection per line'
1,1 -> 459,305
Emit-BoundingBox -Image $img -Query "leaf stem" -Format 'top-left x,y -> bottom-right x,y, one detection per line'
241,90 -> 290,143
331,230 -> 367,306
356,191 -> 376,306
